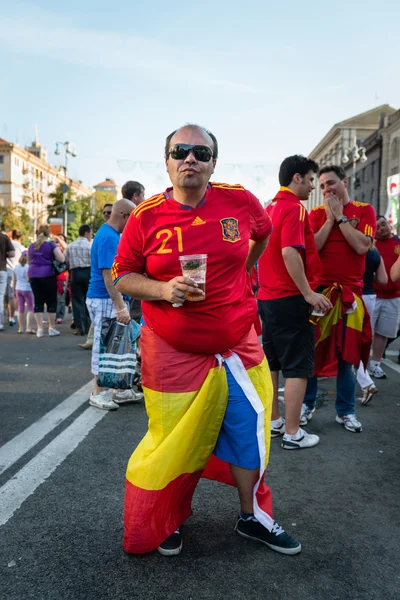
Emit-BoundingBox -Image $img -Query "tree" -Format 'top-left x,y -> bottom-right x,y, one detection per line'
0,203 -> 31,245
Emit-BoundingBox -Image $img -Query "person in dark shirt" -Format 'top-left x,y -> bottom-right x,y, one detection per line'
356,245 -> 387,403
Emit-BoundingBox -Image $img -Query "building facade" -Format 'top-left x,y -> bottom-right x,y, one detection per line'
307,105 -> 397,210
0,137 -> 92,228
379,110 -> 400,232
93,178 -> 121,199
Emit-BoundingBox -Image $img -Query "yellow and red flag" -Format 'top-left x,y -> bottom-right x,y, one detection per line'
314,284 -> 372,377
123,326 -> 274,554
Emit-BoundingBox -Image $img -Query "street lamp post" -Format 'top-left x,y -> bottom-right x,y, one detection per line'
342,136 -> 368,198
55,141 -> 77,236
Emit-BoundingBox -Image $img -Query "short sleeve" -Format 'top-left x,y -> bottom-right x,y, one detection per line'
281,204 -> 307,249
247,190 -> 272,242
112,212 -> 145,284
98,235 -> 119,271
5,236 -> 14,253
359,204 -> 377,238
308,208 -> 324,234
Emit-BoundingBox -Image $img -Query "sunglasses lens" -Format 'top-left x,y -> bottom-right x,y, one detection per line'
169,144 -> 213,162
193,146 -> 213,162
169,145 -> 188,160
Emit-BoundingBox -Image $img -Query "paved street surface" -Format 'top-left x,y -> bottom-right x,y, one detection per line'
1,316 -> 400,600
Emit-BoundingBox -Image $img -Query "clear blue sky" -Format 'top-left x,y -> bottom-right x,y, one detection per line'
2,0 -> 400,202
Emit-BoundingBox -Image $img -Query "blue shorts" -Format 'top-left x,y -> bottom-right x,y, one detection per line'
213,364 -> 260,469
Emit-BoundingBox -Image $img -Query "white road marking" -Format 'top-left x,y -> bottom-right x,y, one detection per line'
0,381 -> 93,475
0,406 -> 107,527
382,358 -> 400,376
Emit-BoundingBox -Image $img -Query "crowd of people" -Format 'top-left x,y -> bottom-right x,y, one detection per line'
1,124 -> 400,560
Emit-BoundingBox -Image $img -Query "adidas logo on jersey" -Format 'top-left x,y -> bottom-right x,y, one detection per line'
191,216 -> 206,226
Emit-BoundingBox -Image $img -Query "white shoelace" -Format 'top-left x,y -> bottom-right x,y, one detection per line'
271,522 -> 284,536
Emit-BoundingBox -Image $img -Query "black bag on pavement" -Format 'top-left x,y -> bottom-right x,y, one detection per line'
97,318 -> 141,390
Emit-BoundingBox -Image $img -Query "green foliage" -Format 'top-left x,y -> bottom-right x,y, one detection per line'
0,203 -> 31,245
48,186 -> 115,240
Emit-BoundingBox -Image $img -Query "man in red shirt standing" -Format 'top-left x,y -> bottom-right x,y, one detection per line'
112,124 -> 301,557
258,155 -> 331,450
369,216 -> 400,378
302,166 -> 376,433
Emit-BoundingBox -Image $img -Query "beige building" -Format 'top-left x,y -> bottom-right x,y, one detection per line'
307,105 -> 397,210
0,136 -> 92,228
93,178 -> 121,198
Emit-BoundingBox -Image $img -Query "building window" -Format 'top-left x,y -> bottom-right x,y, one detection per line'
371,161 -> 375,179
371,189 -> 375,205
391,137 -> 399,161
0,184 -> 3,192
0,169 -> 4,179
0,155 -> 4,164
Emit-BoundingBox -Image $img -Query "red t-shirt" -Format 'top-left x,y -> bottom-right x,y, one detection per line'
309,201 -> 376,295
112,183 -> 272,354
258,188 -> 321,300
374,236 -> 400,298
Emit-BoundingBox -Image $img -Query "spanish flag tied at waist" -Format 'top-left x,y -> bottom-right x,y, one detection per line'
314,284 -> 372,378
123,325 -> 274,554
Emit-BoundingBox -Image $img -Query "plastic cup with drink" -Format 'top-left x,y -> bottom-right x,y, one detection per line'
179,254 -> 207,302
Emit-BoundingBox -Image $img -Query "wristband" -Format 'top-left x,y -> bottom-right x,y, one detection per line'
116,308 -> 127,314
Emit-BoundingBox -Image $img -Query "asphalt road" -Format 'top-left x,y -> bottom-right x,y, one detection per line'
1,315 -> 400,600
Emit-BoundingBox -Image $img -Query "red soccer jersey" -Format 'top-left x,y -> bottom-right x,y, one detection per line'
308,201 -> 376,295
112,183 -> 272,354
258,188 -> 321,300
374,236 -> 400,298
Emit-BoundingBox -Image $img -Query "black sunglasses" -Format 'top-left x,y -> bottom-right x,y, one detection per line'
103,210 -> 112,215
168,144 -> 214,162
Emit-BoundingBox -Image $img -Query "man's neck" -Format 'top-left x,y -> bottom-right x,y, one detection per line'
106,220 -> 120,233
170,184 -> 208,208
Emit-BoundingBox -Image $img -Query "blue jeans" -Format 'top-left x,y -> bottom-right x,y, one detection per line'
304,359 -> 356,416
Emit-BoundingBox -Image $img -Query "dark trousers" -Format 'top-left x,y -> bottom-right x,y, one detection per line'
70,267 -> 91,335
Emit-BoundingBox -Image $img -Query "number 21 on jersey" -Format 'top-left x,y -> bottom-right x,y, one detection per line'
156,227 -> 183,254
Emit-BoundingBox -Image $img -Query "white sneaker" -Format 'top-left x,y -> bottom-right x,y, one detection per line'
271,418 -> 285,438
361,384 -> 377,405
113,387 -> 144,404
281,428 -> 320,450
49,328 -> 60,337
36,329 -> 44,338
89,390 -> 119,411
369,364 -> 386,379
335,413 -> 362,432
299,404 -> 315,426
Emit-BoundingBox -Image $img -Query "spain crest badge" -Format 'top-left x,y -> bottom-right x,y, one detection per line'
220,217 -> 241,243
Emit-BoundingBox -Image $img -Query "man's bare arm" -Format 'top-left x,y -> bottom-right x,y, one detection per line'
103,269 -> 128,311
314,219 -> 335,252
246,238 -> 268,272
390,255 -> 400,282
114,272 -> 203,305
282,247 -> 332,312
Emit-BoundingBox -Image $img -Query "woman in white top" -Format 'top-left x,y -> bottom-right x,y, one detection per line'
13,252 -> 35,334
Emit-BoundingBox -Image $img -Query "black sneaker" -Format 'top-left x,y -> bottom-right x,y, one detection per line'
271,418 -> 285,438
235,517 -> 301,555
157,528 -> 182,556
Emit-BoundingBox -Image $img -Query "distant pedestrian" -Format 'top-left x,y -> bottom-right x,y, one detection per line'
6,229 -> 25,326
86,199 -> 137,409
55,234 -> 68,324
13,251 -> 35,334
0,231 -> 15,331
121,181 -> 145,207
356,244 -> 388,404
369,216 -> 400,379
65,225 -> 93,335
258,155 -> 330,450
28,225 -> 66,338
102,203 -> 113,223
302,165 -> 376,434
